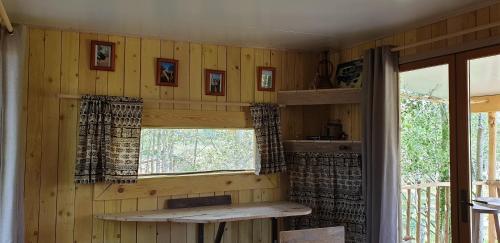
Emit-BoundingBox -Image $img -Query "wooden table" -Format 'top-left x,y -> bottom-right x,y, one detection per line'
472,197 -> 500,242
95,201 -> 311,243
474,197 -> 500,210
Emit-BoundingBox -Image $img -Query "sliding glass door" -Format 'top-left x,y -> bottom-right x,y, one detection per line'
399,45 -> 500,243
399,56 -> 456,242
457,45 -> 500,243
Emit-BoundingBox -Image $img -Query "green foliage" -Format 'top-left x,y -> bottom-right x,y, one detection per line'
139,129 -> 255,174
400,91 -> 450,184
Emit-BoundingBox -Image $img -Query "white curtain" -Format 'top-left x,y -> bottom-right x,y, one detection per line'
0,25 -> 28,243
362,46 -> 400,243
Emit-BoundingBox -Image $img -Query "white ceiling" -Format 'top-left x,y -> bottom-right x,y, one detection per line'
4,0 -> 485,50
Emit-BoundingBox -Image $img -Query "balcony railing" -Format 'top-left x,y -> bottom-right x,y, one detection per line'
401,180 -> 500,242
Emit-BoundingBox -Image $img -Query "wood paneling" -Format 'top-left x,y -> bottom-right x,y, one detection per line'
325,2 -> 500,143
94,173 -> 278,201
24,27 -> 312,243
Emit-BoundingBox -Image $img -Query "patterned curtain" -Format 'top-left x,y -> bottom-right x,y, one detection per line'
286,151 -> 366,243
250,104 -> 286,174
75,95 -> 143,184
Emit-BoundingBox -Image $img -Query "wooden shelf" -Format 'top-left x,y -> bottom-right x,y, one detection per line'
277,88 -> 361,106
283,140 -> 362,153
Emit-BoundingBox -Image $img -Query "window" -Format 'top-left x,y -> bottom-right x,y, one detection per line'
139,128 -> 256,175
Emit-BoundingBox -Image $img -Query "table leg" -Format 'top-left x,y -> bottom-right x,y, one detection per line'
198,223 -> 204,243
272,218 -> 278,243
214,222 -> 226,243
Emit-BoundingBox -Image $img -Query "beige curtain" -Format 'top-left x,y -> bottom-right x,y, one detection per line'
362,46 -> 400,243
0,25 -> 28,243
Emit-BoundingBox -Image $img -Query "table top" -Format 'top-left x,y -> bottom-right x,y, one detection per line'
95,201 -> 311,224
474,197 -> 500,210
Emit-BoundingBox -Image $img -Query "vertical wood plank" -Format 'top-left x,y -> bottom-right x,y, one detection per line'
92,36 -> 110,243
189,43 -> 202,111
202,45 -> 218,111
108,36 -> 125,96
223,191 -> 239,243
226,47 -> 241,112
216,46 -> 227,111
124,37 -> 141,98
200,192 -> 215,242
252,189 -> 263,243
120,199 -> 138,243
95,34 -> 109,95
103,200 -> 121,243
262,50 -> 272,103
25,28 -> 44,243
137,38 -> 160,243
74,32 -> 98,243
491,3 -> 500,36
270,50 -> 282,103
416,25 -> 432,53
238,190 -> 253,243
174,42 -> 190,110
104,34 -> 125,243
261,189 -> 274,243
121,37 -> 141,243
476,7 -> 491,40
170,195 -> 187,243
431,20 -> 448,50
241,48 -> 255,104
156,196 -> 171,243
160,40 -> 174,109
186,193 -> 200,243
140,39 -> 161,109
56,31 -> 79,243
136,198 -> 157,243
254,49 -> 264,103
38,29 -> 61,243
403,30 -> 417,56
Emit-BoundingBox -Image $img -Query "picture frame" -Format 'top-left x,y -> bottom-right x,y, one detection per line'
334,59 -> 363,88
156,58 -> 179,87
205,69 -> 226,96
90,40 -> 116,71
257,66 -> 276,91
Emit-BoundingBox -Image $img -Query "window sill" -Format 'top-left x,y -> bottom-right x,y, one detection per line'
138,170 -> 257,180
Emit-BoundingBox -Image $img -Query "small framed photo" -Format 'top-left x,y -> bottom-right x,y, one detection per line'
257,66 -> 276,91
90,40 -> 115,71
335,59 -> 363,88
156,58 -> 179,86
205,69 -> 225,96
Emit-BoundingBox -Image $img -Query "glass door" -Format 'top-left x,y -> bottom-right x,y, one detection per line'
457,45 -> 500,243
399,56 -> 456,242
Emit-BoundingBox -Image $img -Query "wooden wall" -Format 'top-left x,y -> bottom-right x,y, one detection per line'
23,27 -> 316,243
318,2 -> 500,142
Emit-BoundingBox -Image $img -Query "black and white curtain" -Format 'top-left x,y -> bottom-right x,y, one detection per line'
75,95 -> 143,184
286,151 -> 366,243
250,104 -> 286,174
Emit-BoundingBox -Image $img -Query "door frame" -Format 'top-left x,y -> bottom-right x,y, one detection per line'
399,44 -> 500,243
455,44 -> 500,242
399,55 -> 462,242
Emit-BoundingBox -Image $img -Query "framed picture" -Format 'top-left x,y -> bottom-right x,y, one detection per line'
205,69 -> 225,96
257,66 -> 276,91
334,59 -> 363,88
90,40 -> 115,71
156,58 -> 179,86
